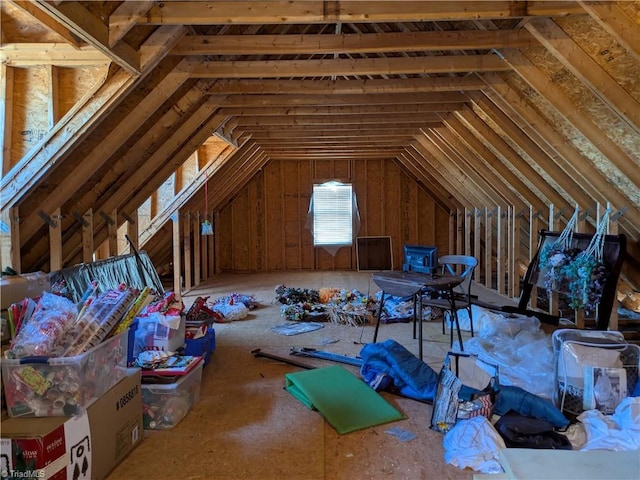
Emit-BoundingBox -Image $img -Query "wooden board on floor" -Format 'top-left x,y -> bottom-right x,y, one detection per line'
498,448 -> 640,480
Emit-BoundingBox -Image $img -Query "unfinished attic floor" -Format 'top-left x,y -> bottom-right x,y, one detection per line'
108,271 -> 516,480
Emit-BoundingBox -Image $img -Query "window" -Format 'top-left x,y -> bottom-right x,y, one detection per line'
310,182 -> 358,247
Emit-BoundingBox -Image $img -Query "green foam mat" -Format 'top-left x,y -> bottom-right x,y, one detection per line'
285,365 -> 405,434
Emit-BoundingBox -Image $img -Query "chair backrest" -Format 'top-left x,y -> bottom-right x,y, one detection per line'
438,255 -> 478,297
516,229 -> 626,330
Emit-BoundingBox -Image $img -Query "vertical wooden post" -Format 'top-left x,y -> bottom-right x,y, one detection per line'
464,207 -> 472,257
201,215 -> 209,280
172,214 -> 182,299
0,207 -> 21,273
47,65 -> 59,128
183,212 -> 192,292
193,212 -> 201,286
607,206 -> 620,331
474,208 -> 481,282
484,208 -> 493,289
210,212 -> 216,275
107,209 -> 118,257
448,212 -> 455,256
49,208 -> 63,271
529,206 -> 539,309
82,209 -> 94,264
126,211 -> 139,253
547,204 -> 560,318
496,206 -> 504,294
456,209 -> 463,255
512,207 -> 521,299
1,64 -> 14,174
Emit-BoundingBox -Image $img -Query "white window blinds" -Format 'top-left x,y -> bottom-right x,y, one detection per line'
312,183 -> 353,246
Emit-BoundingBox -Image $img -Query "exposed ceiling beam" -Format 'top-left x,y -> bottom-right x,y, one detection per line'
32,0 -> 141,74
188,54 -> 510,78
207,77 -> 485,95
235,113 -> 442,125
219,104 -> 465,116
0,43 -> 109,66
108,0 -> 155,47
141,1 -> 586,25
525,18 -> 640,135
218,92 -> 467,107
578,1 -> 640,62
172,29 -> 536,55
8,0 -> 84,48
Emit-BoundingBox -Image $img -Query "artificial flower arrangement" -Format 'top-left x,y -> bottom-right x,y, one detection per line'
538,206 -> 611,315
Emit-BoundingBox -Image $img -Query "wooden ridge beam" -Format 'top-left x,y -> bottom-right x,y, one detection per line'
208,77 -> 485,95
32,0 -> 141,74
172,29 -> 536,55
189,55 -> 509,79
142,1 -> 585,25
251,139 -> 415,146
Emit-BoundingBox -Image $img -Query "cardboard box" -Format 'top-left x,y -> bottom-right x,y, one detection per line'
0,273 -> 51,310
1,368 -> 143,479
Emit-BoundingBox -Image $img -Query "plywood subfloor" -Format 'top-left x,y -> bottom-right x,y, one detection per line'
108,271 -> 514,480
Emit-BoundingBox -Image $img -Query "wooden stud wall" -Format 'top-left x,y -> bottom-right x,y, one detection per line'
216,158 -> 449,272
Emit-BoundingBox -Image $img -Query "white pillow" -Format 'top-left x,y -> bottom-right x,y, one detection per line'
559,342 -> 622,388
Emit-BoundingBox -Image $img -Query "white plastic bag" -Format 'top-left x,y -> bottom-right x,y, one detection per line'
212,302 -> 249,321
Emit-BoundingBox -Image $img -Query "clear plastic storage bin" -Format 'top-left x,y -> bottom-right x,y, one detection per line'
141,358 -> 203,430
1,331 -> 128,417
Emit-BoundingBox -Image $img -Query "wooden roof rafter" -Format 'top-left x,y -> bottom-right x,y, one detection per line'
31,0 -> 142,74
524,17 -> 640,135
